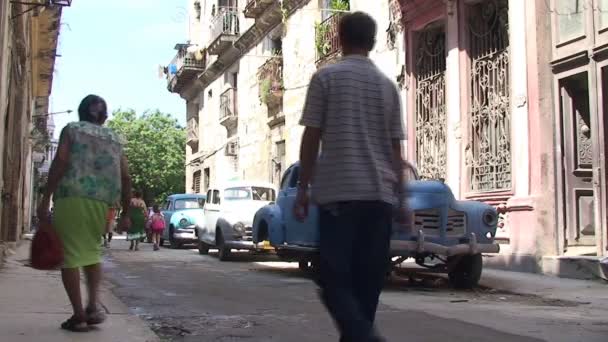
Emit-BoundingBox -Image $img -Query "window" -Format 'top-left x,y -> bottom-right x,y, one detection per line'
288,166 -> 300,188
600,0 -> 608,29
224,187 -> 276,201
280,169 -> 291,190
466,0 -> 511,192
556,0 -> 585,42
252,187 -> 276,201
163,200 -> 171,210
193,171 -> 202,193
212,190 -> 221,204
174,198 -> 205,209
206,190 -> 212,203
204,168 -> 210,191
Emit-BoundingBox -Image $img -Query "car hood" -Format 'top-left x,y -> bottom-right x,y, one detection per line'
170,209 -> 205,226
222,201 -> 271,225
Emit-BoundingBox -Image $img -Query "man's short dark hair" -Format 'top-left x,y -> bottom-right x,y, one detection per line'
338,12 -> 377,52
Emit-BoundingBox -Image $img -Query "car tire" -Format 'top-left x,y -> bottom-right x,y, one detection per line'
448,254 -> 483,289
198,240 -> 210,255
169,228 -> 182,249
217,231 -> 231,261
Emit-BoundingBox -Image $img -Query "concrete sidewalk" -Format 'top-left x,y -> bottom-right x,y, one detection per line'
0,241 -> 159,342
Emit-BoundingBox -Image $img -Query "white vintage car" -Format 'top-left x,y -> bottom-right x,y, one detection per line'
197,181 -> 277,261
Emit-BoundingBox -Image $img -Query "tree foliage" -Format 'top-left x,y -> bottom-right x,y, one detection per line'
107,109 -> 186,205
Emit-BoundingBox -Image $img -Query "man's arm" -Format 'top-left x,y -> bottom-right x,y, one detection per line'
298,72 -> 327,188
390,86 -> 406,204
392,140 -> 406,204
298,127 -> 322,189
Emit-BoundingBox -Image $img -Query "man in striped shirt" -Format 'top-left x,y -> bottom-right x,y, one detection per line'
294,12 -> 407,342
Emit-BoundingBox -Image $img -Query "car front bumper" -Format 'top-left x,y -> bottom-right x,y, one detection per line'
390,232 -> 500,257
173,231 -> 197,242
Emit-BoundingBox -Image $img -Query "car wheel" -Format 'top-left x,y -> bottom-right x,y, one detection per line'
217,231 -> 231,261
448,254 -> 483,289
198,240 -> 210,255
169,229 -> 182,249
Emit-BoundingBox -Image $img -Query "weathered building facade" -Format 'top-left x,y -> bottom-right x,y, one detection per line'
0,1 -> 63,260
396,0 -> 606,278
167,0 -> 606,278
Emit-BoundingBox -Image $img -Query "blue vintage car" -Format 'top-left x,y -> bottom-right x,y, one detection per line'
159,194 -> 206,249
252,162 -> 500,288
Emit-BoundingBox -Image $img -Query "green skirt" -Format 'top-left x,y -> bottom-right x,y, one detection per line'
127,207 -> 146,241
53,197 -> 108,268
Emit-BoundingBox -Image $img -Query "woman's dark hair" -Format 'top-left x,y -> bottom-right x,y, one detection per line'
153,205 -> 160,213
338,12 -> 377,52
133,190 -> 142,198
78,94 -> 107,123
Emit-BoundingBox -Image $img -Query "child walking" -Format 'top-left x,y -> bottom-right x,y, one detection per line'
149,205 -> 165,251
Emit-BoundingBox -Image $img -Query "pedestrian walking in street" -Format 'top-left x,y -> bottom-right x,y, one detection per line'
103,205 -> 118,248
149,205 -> 166,251
127,191 -> 147,251
294,12 -> 407,342
36,94 -> 132,332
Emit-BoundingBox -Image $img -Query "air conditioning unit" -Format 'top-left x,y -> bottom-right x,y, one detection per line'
225,141 -> 238,156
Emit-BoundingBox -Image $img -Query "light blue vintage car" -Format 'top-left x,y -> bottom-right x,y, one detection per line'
252,162 -> 500,288
159,194 -> 206,249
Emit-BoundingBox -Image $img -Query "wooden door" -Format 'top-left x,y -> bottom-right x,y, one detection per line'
559,72 -> 596,247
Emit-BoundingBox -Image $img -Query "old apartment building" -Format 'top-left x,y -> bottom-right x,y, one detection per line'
167,0 -> 606,278
0,1 -> 64,259
166,0 -> 405,191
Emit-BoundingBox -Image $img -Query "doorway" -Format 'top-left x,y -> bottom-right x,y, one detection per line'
558,72 -> 596,252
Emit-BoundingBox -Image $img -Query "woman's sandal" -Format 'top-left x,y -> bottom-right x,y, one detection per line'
86,306 -> 107,325
60,316 -> 89,332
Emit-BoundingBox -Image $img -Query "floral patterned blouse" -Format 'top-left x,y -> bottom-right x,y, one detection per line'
54,121 -> 126,205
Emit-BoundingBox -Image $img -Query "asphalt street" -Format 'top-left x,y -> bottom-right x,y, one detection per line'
102,238 -> 607,342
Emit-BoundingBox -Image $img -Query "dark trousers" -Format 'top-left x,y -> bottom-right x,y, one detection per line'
318,201 -> 392,342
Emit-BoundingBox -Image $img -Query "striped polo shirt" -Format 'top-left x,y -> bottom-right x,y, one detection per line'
299,55 -> 405,205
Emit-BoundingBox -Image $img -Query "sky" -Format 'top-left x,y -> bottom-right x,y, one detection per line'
49,0 -> 189,138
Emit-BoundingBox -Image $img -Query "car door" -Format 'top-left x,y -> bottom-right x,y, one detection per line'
204,189 -> 221,244
280,165 -> 320,247
161,199 -> 174,240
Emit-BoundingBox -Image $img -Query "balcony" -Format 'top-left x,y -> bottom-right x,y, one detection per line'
219,88 -> 238,130
208,7 -> 240,56
257,56 -> 284,126
315,12 -> 344,66
243,0 -> 274,19
167,44 -> 206,94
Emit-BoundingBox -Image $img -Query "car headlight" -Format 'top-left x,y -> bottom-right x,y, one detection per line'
233,222 -> 245,233
179,218 -> 189,227
482,209 -> 497,226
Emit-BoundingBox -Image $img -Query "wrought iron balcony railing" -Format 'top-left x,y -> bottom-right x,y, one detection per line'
315,12 -> 343,64
219,88 -> 238,124
208,7 -> 240,55
258,56 -> 283,119
166,47 -> 206,93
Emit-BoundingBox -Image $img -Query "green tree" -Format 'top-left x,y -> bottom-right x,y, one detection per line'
107,109 -> 186,205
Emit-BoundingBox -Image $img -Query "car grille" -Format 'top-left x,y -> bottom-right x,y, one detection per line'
446,209 -> 466,237
414,209 -> 466,237
243,226 -> 253,241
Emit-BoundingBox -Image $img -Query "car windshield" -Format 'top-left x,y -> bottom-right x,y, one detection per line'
174,198 -> 205,210
224,187 -> 276,201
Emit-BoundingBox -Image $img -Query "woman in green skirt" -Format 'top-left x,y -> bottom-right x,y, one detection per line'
37,95 -> 132,332
127,191 -> 147,250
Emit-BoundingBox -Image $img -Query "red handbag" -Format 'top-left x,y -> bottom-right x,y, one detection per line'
30,221 -> 64,270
